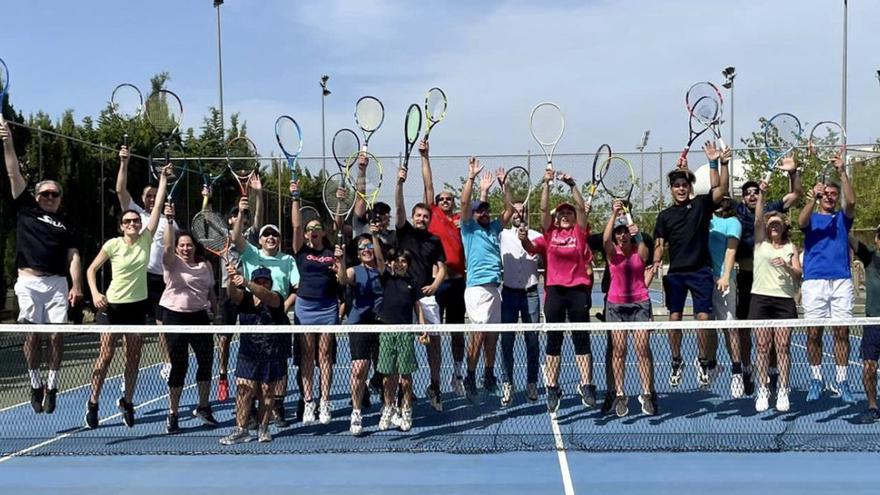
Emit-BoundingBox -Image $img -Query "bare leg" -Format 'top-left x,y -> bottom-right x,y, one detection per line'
833,326 -> 850,368
351,359 -> 369,408
775,327 -> 791,390
300,334 -> 315,402
695,312 -> 716,361
575,354 -> 593,386
400,375 -> 413,409
427,338 -> 441,386
318,333 -> 335,400
23,333 -> 41,371
218,334 -> 231,375
466,332 -> 484,373
864,360 -> 878,410
755,327 -> 772,386
122,334 -> 143,403
483,332 -> 498,369
611,330 -> 628,395
668,313 -> 683,361
260,382 -> 274,428
383,374 -> 399,407
633,330 -> 654,395
89,333 -> 119,404
234,380 -> 254,428
545,355 -> 561,387
807,327 -> 824,367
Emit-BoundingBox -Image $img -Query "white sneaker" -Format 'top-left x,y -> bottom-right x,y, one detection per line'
160,362 -> 172,381
302,400 -> 317,424
730,373 -> 744,399
501,382 -> 514,408
451,375 -> 465,397
350,410 -> 363,436
219,427 -> 252,445
398,407 -> 413,432
527,382 -> 539,403
776,387 -> 790,412
755,386 -> 770,412
319,399 -> 332,425
379,406 -> 397,431
258,425 -> 272,443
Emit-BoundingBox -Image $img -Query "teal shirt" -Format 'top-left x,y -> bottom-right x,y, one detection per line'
239,242 -> 300,298
708,215 -> 741,279
460,218 -> 503,287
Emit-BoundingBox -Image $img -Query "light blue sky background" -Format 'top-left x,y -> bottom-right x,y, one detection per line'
2,0 -> 879,197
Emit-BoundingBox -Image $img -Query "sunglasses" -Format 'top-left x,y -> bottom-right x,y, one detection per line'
261,231 -> 280,238
121,217 -> 141,225
306,225 -> 323,232
437,196 -> 454,203
744,189 -> 759,196
358,243 -> 374,251
38,190 -> 61,199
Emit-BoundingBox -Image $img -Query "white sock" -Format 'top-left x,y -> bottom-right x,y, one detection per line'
810,366 -> 822,381
28,370 -> 41,389
453,361 -> 463,377
836,365 -> 848,383
47,370 -> 58,390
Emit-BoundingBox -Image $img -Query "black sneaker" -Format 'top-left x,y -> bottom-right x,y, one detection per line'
600,392 -> 615,415
483,374 -> 499,396
614,395 -> 629,417
166,413 -> 180,434
638,393 -> 658,416
85,401 -> 99,429
743,372 -> 755,397
194,406 -> 220,427
43,388 -> 58,414
30,387 -> 44,413
858,407 -> 880,424
578,384 -> 597,408
464,375 -> 478,404
271,403 -> 289,428
117,397 -> 135,428
547,386 -> 562,413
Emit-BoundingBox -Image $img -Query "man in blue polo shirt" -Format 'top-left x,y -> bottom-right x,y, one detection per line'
459,158 -> 513,403
798,155 -> 856,403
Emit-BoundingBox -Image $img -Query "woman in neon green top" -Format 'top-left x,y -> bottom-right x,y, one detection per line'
83,165 -> 171,430
750,180 -> 802,413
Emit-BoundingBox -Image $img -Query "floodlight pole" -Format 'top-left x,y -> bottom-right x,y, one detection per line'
842,0 -> 848,168
215,0 -> 225,138
321,75 -> 331,177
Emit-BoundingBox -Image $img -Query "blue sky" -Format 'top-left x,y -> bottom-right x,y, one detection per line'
2,0 -> 879,201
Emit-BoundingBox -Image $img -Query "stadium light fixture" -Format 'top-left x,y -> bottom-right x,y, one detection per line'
721,67 -> 736,89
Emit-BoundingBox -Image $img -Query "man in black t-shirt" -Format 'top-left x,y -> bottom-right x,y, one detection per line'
2,119 -> 83,415
653,143 -> 729,389
394,166 -> 447,411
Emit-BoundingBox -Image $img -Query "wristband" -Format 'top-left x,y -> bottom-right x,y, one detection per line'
709,159 -> 719,170
633,233 -> 643,244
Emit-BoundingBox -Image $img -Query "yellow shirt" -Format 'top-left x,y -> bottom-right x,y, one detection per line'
752,241 -> 796,299
103,232 -> 153,304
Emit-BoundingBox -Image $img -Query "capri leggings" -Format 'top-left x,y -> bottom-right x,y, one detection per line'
161,308 -> 214,388
544,285 -> 591,357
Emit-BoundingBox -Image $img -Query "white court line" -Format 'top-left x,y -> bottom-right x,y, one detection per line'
790,342 -> 864,368
0,368 -> 222,464
541,364 -> 575,495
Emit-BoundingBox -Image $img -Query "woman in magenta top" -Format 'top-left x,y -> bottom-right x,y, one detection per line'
602,200 -> 656,417
521,169 -> 595,413
159,204 -> 218,434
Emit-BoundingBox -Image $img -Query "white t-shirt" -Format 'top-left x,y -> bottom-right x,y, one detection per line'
500,227 -> 542,290
126,200 -> 177,276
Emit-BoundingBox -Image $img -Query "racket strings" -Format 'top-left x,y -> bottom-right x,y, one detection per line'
275,117 -> 303,157
323,176 -> 355,216
333,130 -> 360,170
530,104 -> 564,145
503,168 -> 532,206
765,117 -> 801,155
0,59 -> 8,93
600,157 -> 635,199
426,89 -> 447,122
111,84 -> 143,121
192,211 -> 229,251
405,105 -> 422,144
144,91 -> 182,136
355,98 -> 384,132
810,123 -> 845,162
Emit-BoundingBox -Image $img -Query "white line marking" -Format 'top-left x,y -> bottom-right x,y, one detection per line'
541,363 -> 575,495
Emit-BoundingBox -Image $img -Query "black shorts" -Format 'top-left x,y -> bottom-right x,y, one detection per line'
735,271 -> 753,320
147,273 -> 166,322
106,300 -> 150,325
663,266 -> 713,315
748,294 -> 798,320
860,325 -> 880,362
349,332 -> 379,361
236,356 -> 287,384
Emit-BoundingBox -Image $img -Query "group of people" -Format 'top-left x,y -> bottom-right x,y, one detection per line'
4,114 -> 880,446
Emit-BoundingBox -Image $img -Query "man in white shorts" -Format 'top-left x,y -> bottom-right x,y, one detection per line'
2,118 -> 83,414
797,155 -> 856,404
458,158 -> 513,403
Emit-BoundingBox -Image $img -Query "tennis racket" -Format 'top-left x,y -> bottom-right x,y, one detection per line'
599,155 -> 636,225
191,202 -> 232,264
300,205 -> 321,226
529,102 -> 565,179
681,82 -> 724,161
762,113 -> 802,183
111,83 -> 143,147
144,89 -> 184,163
502,166 -> 532,229
322,172 -> 356,246
424,87 -> 448,142
332,128 -> 360,175
275,115 -> 303,182
355,96 -> 384,152
345,150 -> 383,213
586,143 -> 612,207
808,120 -> 846,184
149,141 -> 186,198
402,104 -> 422,171
226,134 -> 260,198
0,58 -> 9,123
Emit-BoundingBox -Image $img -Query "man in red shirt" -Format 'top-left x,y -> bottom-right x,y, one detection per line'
420,139 -> 469,396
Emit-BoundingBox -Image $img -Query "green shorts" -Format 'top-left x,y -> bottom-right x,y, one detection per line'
377,332 -> 418,375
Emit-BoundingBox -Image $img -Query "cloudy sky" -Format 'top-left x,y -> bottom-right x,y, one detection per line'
2,0 -> 878,204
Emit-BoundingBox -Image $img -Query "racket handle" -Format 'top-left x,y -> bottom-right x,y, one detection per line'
761,168 -> 773,184
717,137 -> 726,150
201,194 -> 210,211
625,212 -> 633,225
360,144 -> 368,153
123,133 -> 129,148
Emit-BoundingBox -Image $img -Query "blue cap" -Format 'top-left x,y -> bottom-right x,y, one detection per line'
471,200 -> 490,213
250,267 -> 272,283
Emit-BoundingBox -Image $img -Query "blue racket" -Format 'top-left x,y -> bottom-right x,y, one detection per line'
275,115 -> 303,182
762,113 -> 801,183
0,58 -> 9,123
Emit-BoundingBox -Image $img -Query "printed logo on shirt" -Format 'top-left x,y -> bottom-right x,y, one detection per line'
306,254 -> 335,264
550,233 -> 577,248
37,214 -> 67,231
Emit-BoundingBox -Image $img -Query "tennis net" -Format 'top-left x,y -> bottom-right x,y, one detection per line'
0,318 -> 878,456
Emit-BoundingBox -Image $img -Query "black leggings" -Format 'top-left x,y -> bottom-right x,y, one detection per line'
162,308 -> 214,388
544,285 -> 591,356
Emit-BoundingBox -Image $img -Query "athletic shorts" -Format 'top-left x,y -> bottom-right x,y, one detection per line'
801,278 -> 854,319
735,271 -> 753,320
236,355 -> 287,384
377,332 -> 418,375
605,300 -> 652,323
418,295 -> 442,335
663,266 -> 714,315
14,273 -> 68,324
147,273 -> 166,322
860,325 -> 880,362
712,275 -> 737,321
748,294 -> 798,320
349,331 -> 379,361
464,284 -> 502,325
106,300 -> 150,326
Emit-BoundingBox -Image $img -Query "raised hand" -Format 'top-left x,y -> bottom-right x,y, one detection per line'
289,180 -> 299,197
703,141 -> 720,162
559,173 -> 575,187
832,154 -> 844,172
480,171 -> 494,192
780,155 -> 796,173
677,155 -> 688,170
611,199 -> 623,215
119,145 -> 130,164
358,151 -> 368,169
418,138 -> 429,157
495,167 -> 506,186
397,167 -> 407,184
543,169 -> 554,183
248,173 -> 262,192
468,156 -> 483,179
